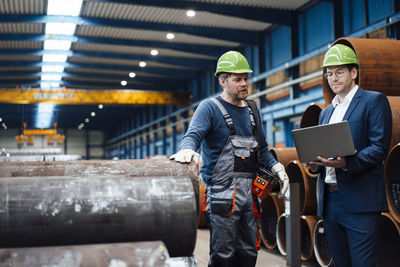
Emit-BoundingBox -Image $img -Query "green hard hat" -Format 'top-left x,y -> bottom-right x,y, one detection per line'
322,44 -> 359,68
215,51 -> 253,77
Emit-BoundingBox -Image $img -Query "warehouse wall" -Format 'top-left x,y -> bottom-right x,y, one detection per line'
0,128 -> 105,159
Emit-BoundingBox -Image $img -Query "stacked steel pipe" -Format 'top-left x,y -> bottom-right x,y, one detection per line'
259,192 -> 284,249
0,159 -> 199,265
0,241 -> 170,267
259,148 -> 295,249
275,160 -> 319,262
313,220 -> 333,267
384,144 -> 400,225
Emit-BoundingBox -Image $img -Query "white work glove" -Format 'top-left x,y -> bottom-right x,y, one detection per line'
271,162 -> 289,199
169,149 -> 200,164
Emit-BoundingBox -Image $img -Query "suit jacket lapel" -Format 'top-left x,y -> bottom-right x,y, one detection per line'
343,88 -> 363,121
322,106 -> 335,124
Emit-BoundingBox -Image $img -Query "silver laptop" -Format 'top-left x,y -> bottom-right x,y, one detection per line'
291,121 -> 357,163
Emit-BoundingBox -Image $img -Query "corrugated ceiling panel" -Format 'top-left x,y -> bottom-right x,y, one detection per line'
72,42 -> 216,60
0,23 -> 43,34
0,55 -> 41,61
0,75 -> 40,80
185,0 -> 310,9
77,25 -> 238,47
0,66 -> 40,72
0,41 -> 42,49
82,2 -> 270,31
68,56 -> 194,70
65,67 -> 169,78
0,0 -> 45,14
63,76 -> 154,86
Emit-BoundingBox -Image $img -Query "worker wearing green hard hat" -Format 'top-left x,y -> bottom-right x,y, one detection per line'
322,43 -> 359,69
171,50 -> 288,267
214,50 -> 253,77
306,42 -> 392,267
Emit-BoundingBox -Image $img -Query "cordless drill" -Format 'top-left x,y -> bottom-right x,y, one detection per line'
252,168 -> 279,199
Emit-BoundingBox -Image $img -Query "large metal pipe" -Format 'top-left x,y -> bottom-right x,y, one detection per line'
384,143 -> 400,224
276,214 -> 317,261
269,147 -> 299,194
313,219 -> 334,267
300,215 -> 318,262
286,160 -> 318,215
259,192 -> 284,250
276,213 -> 287,256
197,175 -> 208,228
270,147 -> 299,167
299,103 -> 326,129
377,212 -> 400,267
0,175 -> 197,257
322,38 -> 400,105
0,241 -> 170,267
0,159 -> 200,211
388,97 -> 400,149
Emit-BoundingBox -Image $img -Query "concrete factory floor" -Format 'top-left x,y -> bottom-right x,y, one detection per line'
194,229 -> 286,267
193,229 -> 320,267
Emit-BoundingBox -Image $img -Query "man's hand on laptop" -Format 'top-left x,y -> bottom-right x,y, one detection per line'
309,156 -> 346,168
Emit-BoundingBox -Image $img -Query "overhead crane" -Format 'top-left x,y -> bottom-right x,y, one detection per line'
0,88 -> 190,106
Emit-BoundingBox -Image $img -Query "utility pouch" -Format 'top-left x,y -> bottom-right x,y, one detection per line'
209,178 -> 236,216
232,139 -> 258,172
210,198 -> 234,216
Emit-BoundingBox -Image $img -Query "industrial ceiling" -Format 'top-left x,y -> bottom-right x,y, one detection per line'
0,0 -> 313,130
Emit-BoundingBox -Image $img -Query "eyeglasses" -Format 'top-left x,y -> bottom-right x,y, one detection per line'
324,70 -> 345,80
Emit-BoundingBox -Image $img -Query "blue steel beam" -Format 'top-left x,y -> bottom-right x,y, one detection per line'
0,61 -> 197,78
0,15 -> 258,44
60,79 -> 181,91
86,0 -> 292,25
0,78 -> 180,91
0,71 -> 179,83
0,49 -> 214,69
0,34 -> 227,56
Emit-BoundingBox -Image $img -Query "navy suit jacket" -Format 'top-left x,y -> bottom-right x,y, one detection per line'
316,88 -> 392,217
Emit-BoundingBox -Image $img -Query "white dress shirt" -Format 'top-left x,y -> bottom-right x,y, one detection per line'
325,85 -> 359,185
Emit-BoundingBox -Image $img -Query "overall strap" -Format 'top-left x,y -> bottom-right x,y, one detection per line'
211,97 -> 235,135
245,99 -> 261,144
244,101 -> 256,136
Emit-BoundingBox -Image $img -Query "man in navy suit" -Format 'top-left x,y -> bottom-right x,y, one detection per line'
307,44 -> 392,267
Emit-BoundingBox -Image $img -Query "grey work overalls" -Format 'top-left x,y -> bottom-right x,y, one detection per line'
206,98 -> 260,267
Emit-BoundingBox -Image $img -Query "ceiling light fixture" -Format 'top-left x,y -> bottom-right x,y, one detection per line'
91,112 -> 95,117
121,80 -> 127,86
139,61 -> 147,67
166,33 -> 175,40
98,104 -> 103,109
129,72 -> 136,78
186,10 -> 196,17
150,49 -> 159,56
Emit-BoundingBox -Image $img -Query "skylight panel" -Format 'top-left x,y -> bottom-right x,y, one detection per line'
43,54 -> 68,63
44,40 -> 72,51
41,74 -> 62,81
42,65 -> 65,73
45,23 -> 77,36
47,0 -> 83,16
